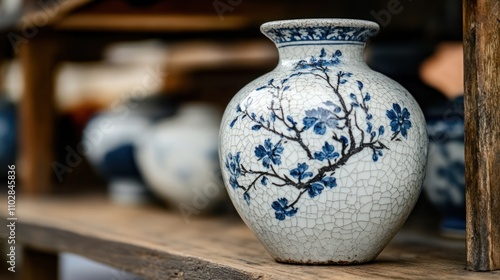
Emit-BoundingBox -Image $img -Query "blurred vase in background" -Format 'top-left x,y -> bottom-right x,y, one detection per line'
0,96 -> 16,175
83,95 -> 176,204
424,96 -> 465,237
136,103 -> 226,213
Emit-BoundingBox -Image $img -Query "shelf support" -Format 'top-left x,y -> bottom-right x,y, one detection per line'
463,0 -> 500,272
19,34 -> 58,195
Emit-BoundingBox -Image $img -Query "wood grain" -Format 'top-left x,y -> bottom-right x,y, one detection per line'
19,35 -> 58,195
1,195 -> 499,279
463,0 -> 500,272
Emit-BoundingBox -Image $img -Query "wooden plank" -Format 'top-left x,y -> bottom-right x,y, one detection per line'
53,14 -> 250,32
463,0 -> 500,272
21,247 -> 58,280
2,195 -> 499,279
18,35 -> 58,195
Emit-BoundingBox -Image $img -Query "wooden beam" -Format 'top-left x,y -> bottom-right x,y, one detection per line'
22,246 -> 58,280
463,0 -> 500,272
19,35 -> 58,195
54,14 -> 249,32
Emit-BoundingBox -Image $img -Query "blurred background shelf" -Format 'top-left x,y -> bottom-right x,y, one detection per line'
1,194 -> 499,280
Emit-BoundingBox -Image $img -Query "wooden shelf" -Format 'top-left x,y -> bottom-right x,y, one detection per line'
1,195 -> 498,279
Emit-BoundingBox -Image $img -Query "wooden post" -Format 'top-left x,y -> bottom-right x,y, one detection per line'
22,247 -> 59,280
19,35 -> 58,195
463,0 -> 500,272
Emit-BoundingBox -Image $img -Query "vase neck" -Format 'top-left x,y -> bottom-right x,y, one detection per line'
277,44 -> 366,67
261,19 -> 378,67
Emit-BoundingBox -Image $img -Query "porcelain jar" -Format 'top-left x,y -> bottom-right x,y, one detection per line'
136,103 -> 226,212
219,19 -> 428,264
424,96 -> 465,237
83,96 -> 176,204
0,97 -> 16,175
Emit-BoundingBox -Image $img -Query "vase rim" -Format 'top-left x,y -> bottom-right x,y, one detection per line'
261,18 -> 379,45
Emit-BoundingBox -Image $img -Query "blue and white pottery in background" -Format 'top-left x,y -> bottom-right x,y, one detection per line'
136,103 -> 225,212
424,96 -> 465,237
83,96 -> 176,204
219,19 -> 428,264
0,97 -> 16,174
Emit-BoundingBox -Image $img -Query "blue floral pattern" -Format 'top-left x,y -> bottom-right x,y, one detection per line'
264,26 -> 378,44
225,49 -> 412,220
254,139 -> 284,168
272,198 -> 298,220
386,103 -> 412,140
225,152 -> 242,190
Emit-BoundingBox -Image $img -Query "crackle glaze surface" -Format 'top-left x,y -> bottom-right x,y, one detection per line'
219,19 -> 428,264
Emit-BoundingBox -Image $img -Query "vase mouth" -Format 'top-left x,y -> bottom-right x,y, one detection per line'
261,18 -> 379,46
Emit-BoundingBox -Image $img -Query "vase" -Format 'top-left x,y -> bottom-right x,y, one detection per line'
424,96 -> 465,238
83,95 -> 176,204
136,103 -> 226,213
219,19 -> 428,264
0,96 -> 16,175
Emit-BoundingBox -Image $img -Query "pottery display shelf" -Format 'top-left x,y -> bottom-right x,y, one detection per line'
1,194 -> 499,280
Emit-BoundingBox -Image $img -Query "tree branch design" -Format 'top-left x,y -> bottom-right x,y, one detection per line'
226,48 -> 412,220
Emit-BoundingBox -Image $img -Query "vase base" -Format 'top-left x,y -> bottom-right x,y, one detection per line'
274,258 -> 367,265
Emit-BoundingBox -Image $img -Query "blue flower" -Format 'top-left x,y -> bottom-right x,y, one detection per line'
308,183 -> 324,198
244,192 -> 251,205
261,176 -> 268,186
290,163 -> 313,181
386,103 -> 412,139
308,176 -> 337,198
378,126 -> 385,136
303,108 -> 338,135
254,139 -> 284,168
314,141 -> 340,161
271,198 -> 298,220
294,48 -> 342,70
225,152 -> 241,190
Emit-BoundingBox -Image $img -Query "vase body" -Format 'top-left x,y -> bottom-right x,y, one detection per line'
219,19 -> 428,264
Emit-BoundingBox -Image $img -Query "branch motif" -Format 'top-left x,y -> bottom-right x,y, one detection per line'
226,48 -> 413,220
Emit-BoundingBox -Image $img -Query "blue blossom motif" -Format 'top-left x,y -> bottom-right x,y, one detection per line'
314,141 -> 340,161
308,176 -> 337,198
290,163 -> 313,181
294,48 -> 342,70
261,176 -> 268,186
271,198 -> 298,220
308,183 -> 324,198
244,192 -> 251,205
225,152 -> 241,190
386,103 -> 412,139
303,108 -> 338,135
254,139 -> 284,168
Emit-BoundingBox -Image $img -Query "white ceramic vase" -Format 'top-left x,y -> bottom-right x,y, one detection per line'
136,103 -> 226,213
219,19 -> 428,264
83,96 -> 176,204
